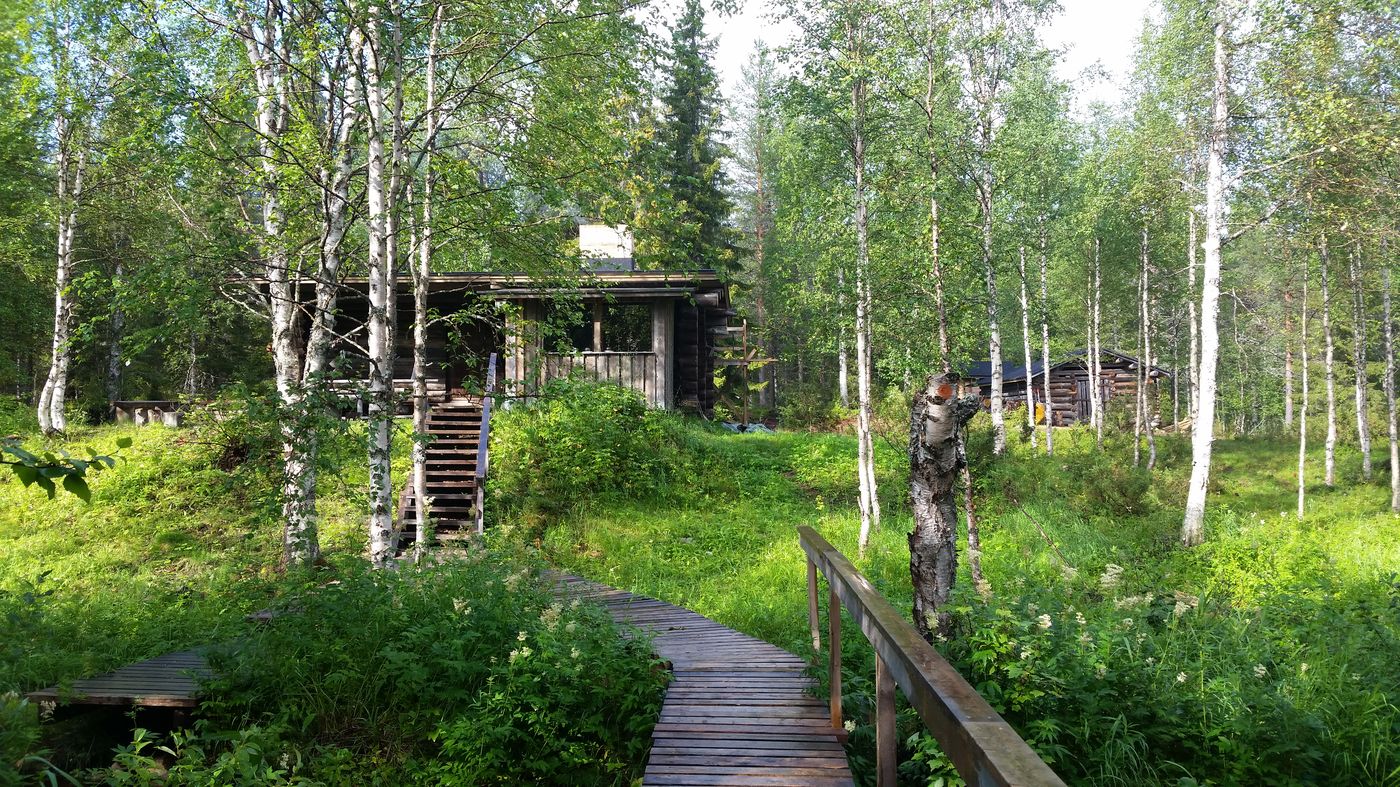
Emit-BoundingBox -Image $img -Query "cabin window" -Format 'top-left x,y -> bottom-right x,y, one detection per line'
602,303 -> 652,352
543,300 -> 652,352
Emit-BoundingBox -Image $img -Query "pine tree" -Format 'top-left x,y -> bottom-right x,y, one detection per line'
655,0 -> 736,271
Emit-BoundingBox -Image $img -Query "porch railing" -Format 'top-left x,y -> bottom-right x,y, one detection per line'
539,351 -> 660,407
798,525 -> 1065,787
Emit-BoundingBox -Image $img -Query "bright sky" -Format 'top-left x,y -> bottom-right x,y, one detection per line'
703,0 -> 1157,116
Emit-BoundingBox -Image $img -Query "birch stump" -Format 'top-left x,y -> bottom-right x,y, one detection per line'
909,374 -> 981,640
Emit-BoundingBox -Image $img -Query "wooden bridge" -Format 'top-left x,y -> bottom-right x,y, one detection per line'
555,573 -> 856,786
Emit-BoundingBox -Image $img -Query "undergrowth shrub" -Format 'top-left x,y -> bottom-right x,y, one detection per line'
489,378 -> 703,522
95,556 -> 666,785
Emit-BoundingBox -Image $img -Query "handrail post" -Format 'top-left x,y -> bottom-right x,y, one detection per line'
807,557 -> 821,652
875,653 -> 897,787
828,586 -> 842,733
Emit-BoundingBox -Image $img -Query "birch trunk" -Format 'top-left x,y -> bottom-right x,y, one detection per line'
38,115 -> 83,437
1017,245 -> 1036,447
1350,248 -> 1371,479
106,258 -> 123,414
1133,240 -> 1144,468
410,4 -> 443,561
1284,289 -> 1294,429
909,375 -> 979,639
838,267 -> 849,408
1038,220 -> 1053,455
981,175 -> 1005,455
1092,237 -> 1104,447
1141,225 -> 1156,470
850,24 -> 880,554
1299,258 -> 1310,518
1321,232 -> 1336,488
239,10 -> 326,565
1182,2 -> 1230,547
359,0 -> 397,566
1382,263 -> 1398,512
1187,209 -> 1200,421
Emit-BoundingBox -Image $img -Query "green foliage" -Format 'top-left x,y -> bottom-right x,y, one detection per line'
536,418 -> 1400,786
93,559 -> 665,785
488,378 -> 705,522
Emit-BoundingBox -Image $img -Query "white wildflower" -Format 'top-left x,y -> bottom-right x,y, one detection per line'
1253,664 -> 1267,678
1352,673 -> 1361,681
1176,672 -> 1188,684
1173,601 -> 1190,618
1300,662 -> 1309,674
843,720 -> 856,733
1037,614 -> 1053,630
1146,657 -> 1156,666
453,598 -> 469,614
570,647 -> 581,660
1075,612 -> 1086,626
517,630 -> 528,642
1078,632 -> 1092,645
1099,564 -> 1124,590
1121,618 -> 1134,628
564,622 -> 578,634
570,599 -> 581,610
1095,665 -> 1107,678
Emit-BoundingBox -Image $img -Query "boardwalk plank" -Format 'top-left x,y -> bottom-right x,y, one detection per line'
554,574 -> 853,786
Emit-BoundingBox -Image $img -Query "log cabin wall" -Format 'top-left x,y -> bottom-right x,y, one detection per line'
977,352 -> 1170,427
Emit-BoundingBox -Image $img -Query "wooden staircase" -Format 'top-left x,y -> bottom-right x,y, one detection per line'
398,357 -> 496,553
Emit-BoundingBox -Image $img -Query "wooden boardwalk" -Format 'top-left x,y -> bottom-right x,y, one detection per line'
27,649 -> 209,709
556,574 -> 855,787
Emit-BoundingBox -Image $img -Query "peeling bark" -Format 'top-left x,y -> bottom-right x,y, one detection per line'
909,375 -> 980,640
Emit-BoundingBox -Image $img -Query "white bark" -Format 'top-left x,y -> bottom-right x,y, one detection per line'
358,0 -> 397,567
1182,2 -> 1230,547
1038,220 -> 1053,455
1187,209 -> 1200,421
1018,245 -> 1036,447
1284,288 -> 1295,429
107,258 -> 124,412
39,110 -> 84,437
1141,224 -> 1156,471
838,267 -> 850,408
850,22 -> 879,554
1382,264 -> 1398,512
1321,232 -> 1337,488
1299,258 -> 1309,519
411,4 -> 443,561
1350,248 -> 1371,480
981,178 -> 1005,455
1092,236 -> 1103,446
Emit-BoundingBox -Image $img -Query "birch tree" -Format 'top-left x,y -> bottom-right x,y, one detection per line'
1181,0 -> 1232,547
1320,230 -> 1337,488
36,11 -> 87,436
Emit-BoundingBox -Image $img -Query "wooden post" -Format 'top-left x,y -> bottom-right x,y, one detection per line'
807,557 -> 821,652
592,300 -> 604,352
876,653 -> 897,787
828,586 -> 842,732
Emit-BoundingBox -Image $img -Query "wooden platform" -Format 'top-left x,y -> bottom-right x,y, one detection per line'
26,649 -> 209,710
556,574 -> 855,787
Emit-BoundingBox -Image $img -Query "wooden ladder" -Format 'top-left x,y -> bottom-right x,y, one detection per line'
398,355 -> 496,552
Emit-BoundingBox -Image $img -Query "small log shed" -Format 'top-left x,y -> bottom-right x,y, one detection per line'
965,349 -> 1173,426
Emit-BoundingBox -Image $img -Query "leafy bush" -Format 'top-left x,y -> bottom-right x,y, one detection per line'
489,378 -> 703,520
102,556 -> 667,785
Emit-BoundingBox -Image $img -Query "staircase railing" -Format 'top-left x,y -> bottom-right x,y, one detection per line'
798,525 -> 1065,787
474,353 -> 498,534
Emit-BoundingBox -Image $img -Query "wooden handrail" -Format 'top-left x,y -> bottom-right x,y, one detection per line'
474,353 -> 498,534
798,525 -> 1066,787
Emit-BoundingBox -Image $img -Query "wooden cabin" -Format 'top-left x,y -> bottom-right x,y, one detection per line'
966,349 -> 1172,426
329,269 -> 731,413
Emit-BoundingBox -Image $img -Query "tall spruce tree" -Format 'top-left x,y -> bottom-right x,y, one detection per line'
655,0 -> 735,271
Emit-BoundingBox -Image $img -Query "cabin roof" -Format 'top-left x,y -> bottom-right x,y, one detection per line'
963,349 -> 1172,386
